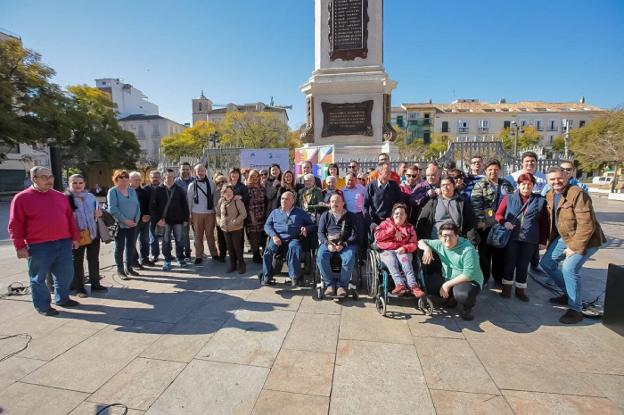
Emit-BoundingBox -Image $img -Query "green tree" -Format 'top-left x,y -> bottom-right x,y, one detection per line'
161,121 -> 217,161
499,126 -> 541,152
427,133 -> 449,159
569,109 -> 624,171
552,135 -> 565,152
219,111 -> 289,148
0,38 -> 69,150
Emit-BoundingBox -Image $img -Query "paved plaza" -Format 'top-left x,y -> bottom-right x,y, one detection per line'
0,196 -> 623,414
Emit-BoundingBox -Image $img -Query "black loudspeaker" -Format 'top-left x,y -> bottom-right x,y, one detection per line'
603,264 -> 624,336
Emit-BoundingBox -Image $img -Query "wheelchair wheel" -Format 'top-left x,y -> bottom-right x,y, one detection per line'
418,296 -> 434,316
351,290 -> 359,300
375,295 -> 386,316
315,285 -> 324,301
365,250 -> 379,298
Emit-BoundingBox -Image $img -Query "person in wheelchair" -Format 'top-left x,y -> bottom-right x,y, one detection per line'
316,193 -> 358,297
374,203 -> 425,298
261,191 -> 315,287
418,222 -> 483,321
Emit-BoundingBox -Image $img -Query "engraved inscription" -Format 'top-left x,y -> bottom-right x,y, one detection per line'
333,0 -> 363,50
321,101 -> 373,137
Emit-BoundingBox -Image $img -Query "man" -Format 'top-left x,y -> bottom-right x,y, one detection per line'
408,163 -> 442,217
319,176 -> 343,212
363,162 -> 403,228
418,222 -> 483,321
146,170 -> 162,262
150,169 -> 190,271
187,163 -> 221,264
507,151 -> 547,194
462,155 -> 485,199
347,160 -> 360,177
470,159 -> 514,285
316,193 -> 358,297
262,191 -> 315,286
447,169 -> 468,199
175,162 -> 194,259
8,166 -> 81,316
130,171 -> 152,268
540,167 -> 606,324
342,172 -> 367,258
397,162 -> 408,183
296,160 -> 322,191
368,153 -> 401,184
400,165 -> 425,226
541,160 -> 589,195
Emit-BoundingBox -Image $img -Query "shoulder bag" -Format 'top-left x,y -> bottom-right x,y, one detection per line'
486,195 -> 531,249
155,186 -> 176,237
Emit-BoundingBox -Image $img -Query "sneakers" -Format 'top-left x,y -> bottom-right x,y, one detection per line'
56,299 -> 80,307
549,294 -> 568,305
162,261 -> 171,271
116,269 -> 129,280
290,277 -> 298,288
91,285 -> 108,293
515,287 -> 530,302
76,291 -> 88,298
324,286 -> 335,297
141,259 -> 155,267
38,307 -> 59,316
391,283 -> 407,296
410,285 -> 425,298
336,287 -> 348,297
177,259 -> 187,268
126,268 -> 140,277
559,309 -> 583,324
194,258 -> 203,265
460,306 -> 474,321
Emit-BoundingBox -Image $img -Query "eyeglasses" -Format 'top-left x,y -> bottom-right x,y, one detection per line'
261,173 -> 268,176
560,167 -> 573,172
72,182 -> 85,185
440,234 -> 456,239
405,174 -> 416,177
118,175 -> 129,179
35,175 -> 54,180
349,165 -> 357,168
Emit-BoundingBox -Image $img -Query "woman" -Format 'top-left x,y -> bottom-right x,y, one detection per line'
325,163 -> 346,190
495,172 -> 547,301
245,169 -> 267,263
107,169 -> 141,279
374,203 -> 424,297
278,170 -> 297,202
357,172 -> 368,187
217,185 -> 248,274
265,163 -> 282,214
228,167 -> 250,205
214,175 -> 228,262
470,159 -> 514,285
68,174 -> 107,296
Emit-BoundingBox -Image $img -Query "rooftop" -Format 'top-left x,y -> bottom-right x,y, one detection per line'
401,100 -> 606,113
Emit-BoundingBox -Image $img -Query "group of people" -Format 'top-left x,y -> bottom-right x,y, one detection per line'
8,152 -> 605,324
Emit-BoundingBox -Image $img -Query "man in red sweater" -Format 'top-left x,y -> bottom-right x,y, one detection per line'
8,166 -> 81,316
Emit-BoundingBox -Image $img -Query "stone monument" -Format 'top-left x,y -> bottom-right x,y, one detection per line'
300,0 -> 398,161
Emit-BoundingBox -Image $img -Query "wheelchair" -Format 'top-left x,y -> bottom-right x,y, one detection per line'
312,248 -> 360,301
364,246 -> 434,317
257,234 -> 316,286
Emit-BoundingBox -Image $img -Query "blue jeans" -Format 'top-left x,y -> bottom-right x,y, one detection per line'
134,220 -> 150,264
316,243 -> 356,288
262,238 -> 302,280
114,227 -> 136,270
148,221 -> 161,260
380,250 -> 417,287
27,238 -> 74,312
163,223 -> 184,261
540,236 -> 600,312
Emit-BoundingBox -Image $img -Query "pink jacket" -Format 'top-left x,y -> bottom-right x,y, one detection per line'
374,217 -> 417,253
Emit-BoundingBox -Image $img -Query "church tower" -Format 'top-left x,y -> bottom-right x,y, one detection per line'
192,91 -> 213,125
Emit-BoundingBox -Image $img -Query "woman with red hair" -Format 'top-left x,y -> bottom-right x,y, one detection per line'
495,173 -> 547,301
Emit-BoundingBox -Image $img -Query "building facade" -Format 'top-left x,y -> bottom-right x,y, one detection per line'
96,78 -> 159,119
391,98 -> 606,147
192,92 -> 289,126
118,115 -> 186,158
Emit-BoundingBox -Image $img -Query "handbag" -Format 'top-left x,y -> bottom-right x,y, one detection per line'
486,196 -> 531,249
97,218 -> 114,243
155,186 -> 176,237
78,229 -> 92,246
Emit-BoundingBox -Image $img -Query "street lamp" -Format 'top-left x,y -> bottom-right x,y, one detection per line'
562,119 -> 570,159
511,121 -> 520,158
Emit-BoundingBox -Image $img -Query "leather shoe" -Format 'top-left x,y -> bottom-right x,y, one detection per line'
559,309 -> 583,324
39,307 -> 59,316
56,299 -> 80,307
549,294 -> 568,305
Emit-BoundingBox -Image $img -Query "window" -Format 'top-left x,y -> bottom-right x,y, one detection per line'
477,119 -> 489,132
441,121 -> 449,133
423,131 -> 431,144
548,120 -> 557,131
520,120 -> 528,127
457,120 -> 469,133
503,120 -> 511,129
152,125 -> 160,138
548,135 -> 554,144
137,125 -> 145,139
198,102 -> 202,111
579,120 -> 586,128
536,120 -> 544,131
408,112 -> 418,120
396,115 -> 404,128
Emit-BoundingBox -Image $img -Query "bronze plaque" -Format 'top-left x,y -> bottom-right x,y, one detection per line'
328,0 -> 369,61
321,101 -> 373,137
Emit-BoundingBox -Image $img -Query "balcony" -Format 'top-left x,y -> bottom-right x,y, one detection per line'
458,127 -> 469,133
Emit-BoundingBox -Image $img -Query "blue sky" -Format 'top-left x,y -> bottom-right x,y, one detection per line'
3,0 -> 623,128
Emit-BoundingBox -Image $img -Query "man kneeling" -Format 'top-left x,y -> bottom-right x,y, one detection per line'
418,222 -> 483,321
316,194 -> 358,297
262,191 -> 315,286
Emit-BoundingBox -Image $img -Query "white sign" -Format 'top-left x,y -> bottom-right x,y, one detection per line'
240,148 -> 289,172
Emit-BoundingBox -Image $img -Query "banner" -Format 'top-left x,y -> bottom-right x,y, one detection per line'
294,145 -> 334,178
240,148 -> 289,172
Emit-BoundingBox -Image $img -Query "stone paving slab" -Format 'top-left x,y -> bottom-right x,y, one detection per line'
339,302 -> 413,344
429,389 -> 514,414
502,390 -> 621,414
282,312 -> 340,353
146,359 -> 268,415
0,356 -> 46,392
251,390 -> 329,415
17,325 -> 100,361
264,349 -> 335,396
70,401 -> 145,415
0,382 -> 88,415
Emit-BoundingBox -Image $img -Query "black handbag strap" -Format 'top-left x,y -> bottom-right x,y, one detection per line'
509,195 -> 532,225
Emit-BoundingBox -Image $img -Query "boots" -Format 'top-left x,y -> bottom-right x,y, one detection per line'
501,284 -> 512,298
238,261 -> 246,274
515,287 -> 530,302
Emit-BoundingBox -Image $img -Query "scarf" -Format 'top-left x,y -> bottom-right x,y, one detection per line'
193,177 -> 213,210
71,190 -> 97,239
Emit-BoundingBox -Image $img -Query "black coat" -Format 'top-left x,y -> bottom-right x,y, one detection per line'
363,180 -> 403,225
135,186 -> 151,216
416,195 -> 479,245
150,184 -> 189,225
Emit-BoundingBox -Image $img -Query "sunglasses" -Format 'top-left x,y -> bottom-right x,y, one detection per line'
349,165 -> 357,168
405,174 -> 417,177
118,175 -> 129,179
560,167 -> 573,172
261,173 -> 268,176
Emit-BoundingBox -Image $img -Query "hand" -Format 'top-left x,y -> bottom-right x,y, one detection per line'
427,189 -> 436,198
141,215 -> 151,223
395,231 -> 404,241
422,247 -> 434,264
95,209 -> 103,218
328,243 -> 336,252
434,188 -> 441,196
72,240 -> 80,250
504,222 -> 515,230
439,282 -> 450,299
16,248 -> 29,259
124,219 -> 136,227
335,243 -> 344,252
396,247 -> 406,254
157,219 -> 165,227
273,235 -> 282,246
477,222 -> 486,230
564,248 -> 575,257
300,226 -> 307,237
183,221 -> 188,227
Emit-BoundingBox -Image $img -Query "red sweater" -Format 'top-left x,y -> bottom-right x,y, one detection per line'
8,187 -> 80,250
374,218 -> 418,252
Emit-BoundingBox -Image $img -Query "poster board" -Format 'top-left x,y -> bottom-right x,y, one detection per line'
240,148 -> 289,172
294,145 -> 334,179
